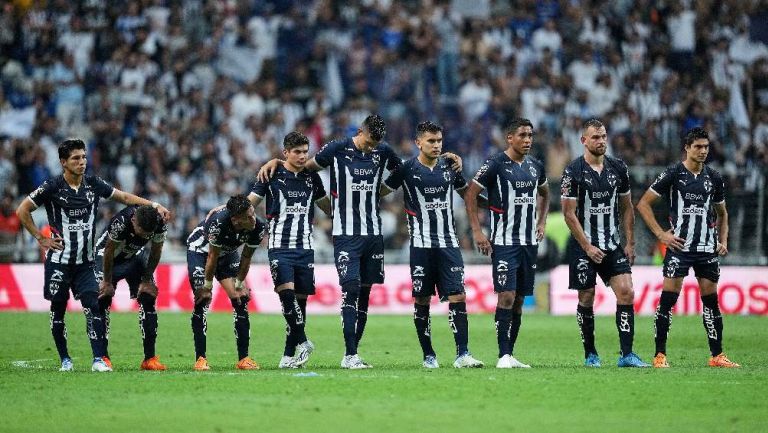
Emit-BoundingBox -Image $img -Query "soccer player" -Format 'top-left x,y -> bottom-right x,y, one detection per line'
186,194 -> 266,371
94,204 -> 167,370
257,114 -> 462,369
560,119 -> 648,368
380,121 -> 483,369
248,131 -> 331,368
15,138 -> 170,372
465,118 -> 549,369
636,127 -> 739,368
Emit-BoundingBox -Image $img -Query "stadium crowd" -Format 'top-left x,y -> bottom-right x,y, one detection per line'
1,0 -> 767,262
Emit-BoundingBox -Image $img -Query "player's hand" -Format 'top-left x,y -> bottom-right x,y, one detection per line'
536,224 -> 546,242
156,205 -> 172,222
137,281 -> 158,298
257,159 -> 283,183
624,243 -> 636,266
206,204 -> 225,219
658,229 -> 685,251
716,242 -> 728,256
472,229 -> 492,256
98,281 -> 116,300
236,287 -> 251,305
194,287 -> 213,305
39,234 -> 64,251
584,245 -> 606,264
441,152 -> 463,172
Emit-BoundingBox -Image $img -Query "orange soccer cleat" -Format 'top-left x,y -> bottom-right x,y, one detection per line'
193,356 -> 210,371
652,353 -> 670,368
140,356 -> 167,371
236,356 -> 260,370
709,353 -> 740,368
103,356 -> 113,369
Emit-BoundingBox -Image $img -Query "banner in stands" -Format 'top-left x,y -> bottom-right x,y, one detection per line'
0,264 -> 506,313
549,265 -> 768,315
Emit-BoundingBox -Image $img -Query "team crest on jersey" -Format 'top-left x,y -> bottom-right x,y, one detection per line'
305,176 -> 313,188
443,170 -> 450,182
371,152 -> 381,167
529,165 -> 537,178
703,178 -> 712,193
607,171 -> 617,188
85,190 -> 95,203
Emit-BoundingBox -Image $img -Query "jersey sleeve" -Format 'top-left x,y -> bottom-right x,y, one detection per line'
618,160 -> 631,195
383,164 -> 405,191
249,178 -> 268,198
454,172 -> 468,190
472,158 -> 497,190
314,140 -> 342,168
92,176 -> 115,198
712,171 -> 725,204
311,172 -> 327,201
151,221 -> 168,243
560,166 -> 578,199
384,145 -> 402,171
205,216 -> 224,247
27,180 -> 56,208
246,218 -> 267,248
107,214 -> 130,243
649,166 -> 674,196
537,160 -> 547,187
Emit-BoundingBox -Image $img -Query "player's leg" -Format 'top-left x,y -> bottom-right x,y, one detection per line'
438,248 -> 480,367
93,259 -> 112,360
335,236 -> 367,367
411,247 -> 436,364
493,245 -> 528,368
128,253 -> 164,369
508,245 -> 537,360
695,257 -> 739,367
274,276 -> 309,365
219,253 -> 257,370
188,252 -> 210,370
652,275 -> 683,368
356,235 -> 385,347
72,263 -> 110,371
269,251 -> 300,367
604,250 -> 648,367
44,262 -> 73,370
568,240 -> 601,366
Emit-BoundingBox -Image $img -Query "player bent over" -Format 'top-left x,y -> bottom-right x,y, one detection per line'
94,204 -> 167,370
186,194 -> 266,370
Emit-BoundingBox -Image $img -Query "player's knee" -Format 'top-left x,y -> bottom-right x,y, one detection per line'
578,289 -> 595,307
415,296 -> 431,306
50,300 -> 67,315
448,293 -> 466,303
230,296 -> 250,309
497,292 -> 515,309
615,286 -> 634,304
79,291 -> 99,311
512,295 -> 526,313
341,279 -> 361,297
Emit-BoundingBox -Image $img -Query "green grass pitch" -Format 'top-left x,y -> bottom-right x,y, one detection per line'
0,312 -> 765,433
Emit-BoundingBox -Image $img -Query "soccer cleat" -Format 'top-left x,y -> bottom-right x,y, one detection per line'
91,357 -> 113,372
193,356 -> 210,371
709,353 -> 740,368
278,356 -> 297,369
341,354 -> 372,369
617,352 -> 650,368
102,356 -> 113,370
59,357 -> 74,372
422,355 -> 440,369
236,356 -> 260,370
140,356 -> 167,371
653,353 -> 670,368
293,340 -> 315,368
496,354 -> 529,369
453,352 -> 484,368
584,353 -> 602,368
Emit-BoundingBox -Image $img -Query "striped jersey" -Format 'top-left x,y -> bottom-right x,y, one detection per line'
384,156 -> 467,248
315,137 -> 401,236
560,156 -> 630,251
648,162 -> 725,253
95,206 -> 167,264
28,175 -> 115,264
473,152 -> 547,246
249,166 -> 326,249
187,208 -> 266,254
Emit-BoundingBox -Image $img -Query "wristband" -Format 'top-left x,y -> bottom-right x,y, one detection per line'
203,279 -> 213,290
151,202 -> 160,209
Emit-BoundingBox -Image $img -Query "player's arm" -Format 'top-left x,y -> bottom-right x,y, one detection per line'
636,189 -> 685,251
315,196 -> 332,216
137,240 -> 164,298
111,189 -> 171,221
257,157 -> 323,182
456,187 -> 489,208
562,197 -> 605,263
247,193 -> 264,208
195,244 -> 220,305
536,183 -> 550,241
233,245 -> 256,300
618,192 -> 636,265
98,238 -> 118,299
16,198 -> 63,251
441,152 -> 463,172
714,201 -> 728,256
465,181 -> 492,255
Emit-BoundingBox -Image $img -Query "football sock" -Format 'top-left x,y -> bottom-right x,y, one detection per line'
191,303 -> 209,359
49,301 -> 70,361
509,312 -> 522,355
231,298 -> 250,360
701,294 -> 724,356
284,297 -> 308,357
449,302 -> 469,355
138,294 -> 158,360
80,292 -> 107,358
495,307 -> 513,357
576,304 -> 597,358
616,304 -> 635,357
279,290 -> 307,346
654,291 -> 679,355
355,285 -> 371,346
340,280 -> 360,356
413,303 -> 435,358
98,296 -> 112,357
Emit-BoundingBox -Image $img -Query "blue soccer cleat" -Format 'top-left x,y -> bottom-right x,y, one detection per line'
584,353 -> 601,367
59,357 -> 74,372
617,352 -> 650,368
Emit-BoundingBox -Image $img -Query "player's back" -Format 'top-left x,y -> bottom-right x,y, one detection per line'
95,206 -> 167,263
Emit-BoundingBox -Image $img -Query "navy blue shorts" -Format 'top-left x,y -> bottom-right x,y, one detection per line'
186,250 -> 240,291
663,250 -> 720,282
333,235 -> 384,286
492,244 -> 538,296
567,239 -> 631,290
94,250 -> 149,298
268,248 -> 315,295
410,247 -> 465,301
43,261 -> 99,302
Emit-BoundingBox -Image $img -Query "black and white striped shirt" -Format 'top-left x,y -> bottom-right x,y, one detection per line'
648,162 -> 725,253
28,175 -> 115,264
561,156 -> 630,251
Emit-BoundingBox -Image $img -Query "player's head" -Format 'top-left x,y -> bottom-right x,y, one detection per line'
58,139 -> 87,175
415,121 -> 443,161
132,205 -> 162,238
683,127 -> 710,163
282,131 -> 310,169
357,114 -> 387,150
227,194 -> 256,231
580,119 -> 607,157
504,117 -> 534,156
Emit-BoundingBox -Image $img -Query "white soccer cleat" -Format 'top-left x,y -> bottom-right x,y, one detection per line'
453,352 -> 484,368
293,340 -> 315,367
59,357 -> 73,372
341,354 -> 372,369
278,356 -> 297,369
496,354 -> 531,368
422,355 -> 440,369
91,357 -> 113,372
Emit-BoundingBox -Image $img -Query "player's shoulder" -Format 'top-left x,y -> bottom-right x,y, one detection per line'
319,137 -> 351,153
115,205 -> 138,220
401,157 -> 419,170
703,164 -> 723,180
563,156 -> 585,173
525,155 -> 545,169
605,155 -> 628,171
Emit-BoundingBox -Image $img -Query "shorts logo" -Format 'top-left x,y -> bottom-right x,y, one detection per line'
496,260 -> 508,273
48,281 -> 60,296
665,256 -> 681,277
372,253 -> 384,260
231,261 -> 240,269
576,259 -> 589,271
337,250 -> 350,278
412,266 -> 425,277
617,257 -> 627,264
497,273 -> 507,288
192,266 -> 205,278
51,270 -> 65,283
412,279 -> 423,293
270,259 -> 279,282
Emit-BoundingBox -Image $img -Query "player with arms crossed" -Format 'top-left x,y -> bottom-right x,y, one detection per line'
465,118 -> 549,369
561,119 -> 649,368
381,121 -> 484,369
16,138 -> 170,372
249,131 -> 331,368
636,127 -> 739,368
186,194 -> 266,371
94,204 -> 167,370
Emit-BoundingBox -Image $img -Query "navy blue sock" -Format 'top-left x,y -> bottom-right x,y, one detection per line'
577,304 -> 597,358
509,312 -> 522,355
413,303 -> 435,358
80,292 -> 107,358
449,302 -> 469,355
355,286 -> 371,346
654,291 -> 679,355
98,296 -> 112,358
49,301 -> 70,361
616,304 -> 635,357
701,294 -> 723,356
231,298 -> 250,360
138,294 -> 158,360
341,280 -> 360,356
191,303 -> 209,359
495,307 -> 513,357
279,290 -> 307,345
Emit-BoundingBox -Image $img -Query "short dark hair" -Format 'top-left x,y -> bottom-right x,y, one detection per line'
362,114 -> 386,142
504,117 -> 534,136
582,119 -> 604,135
283,131 -> 309,150
226,194 -> 251,217
135,205 -> 161,233
683,127 -> 709,147
58,139 -> 86,160
416,121 -> 443,137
